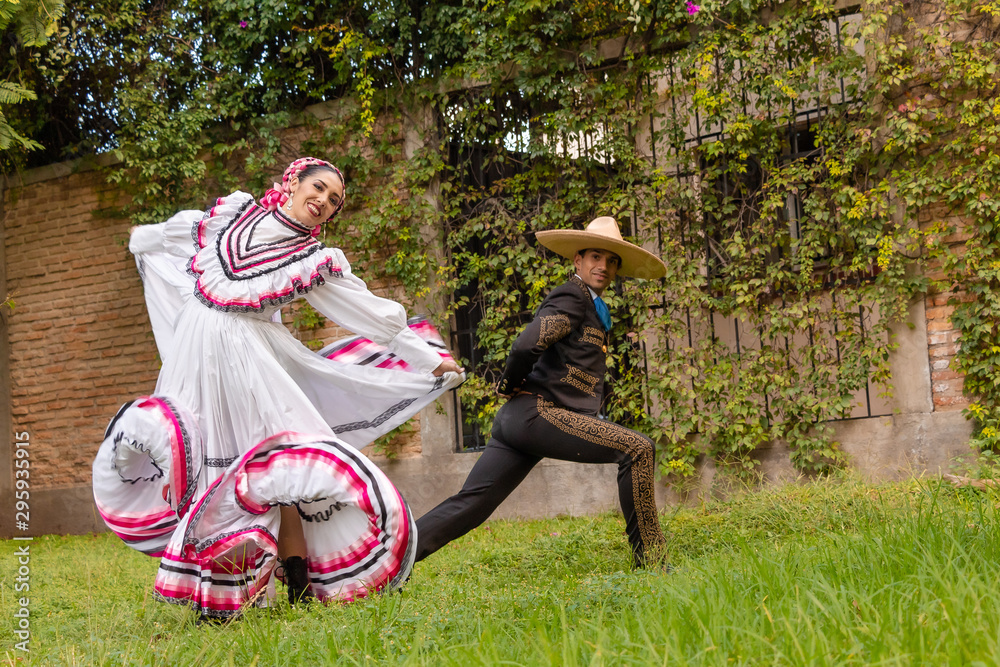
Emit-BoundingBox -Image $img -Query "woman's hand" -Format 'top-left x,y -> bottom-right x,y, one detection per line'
496,383 -> 521,399
432,359 -> 464,377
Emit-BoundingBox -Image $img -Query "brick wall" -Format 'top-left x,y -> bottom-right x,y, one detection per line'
925,292 -> 966,411
4,169 -> 160,488
921,207 -> 969,412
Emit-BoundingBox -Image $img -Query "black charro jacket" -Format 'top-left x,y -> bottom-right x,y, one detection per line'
496,275 -> 610,416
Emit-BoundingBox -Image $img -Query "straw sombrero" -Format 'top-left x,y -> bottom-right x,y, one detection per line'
535,217 -> 666,279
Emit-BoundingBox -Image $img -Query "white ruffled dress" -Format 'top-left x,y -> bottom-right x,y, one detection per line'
92,192 -> 462,617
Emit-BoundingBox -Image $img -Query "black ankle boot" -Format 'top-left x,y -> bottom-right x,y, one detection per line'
283,556 -> 315,605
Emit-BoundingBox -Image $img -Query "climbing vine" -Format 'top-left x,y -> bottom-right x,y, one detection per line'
437,0 -> 999,481
10,0 -> 1000,482
438,0 -> 908,480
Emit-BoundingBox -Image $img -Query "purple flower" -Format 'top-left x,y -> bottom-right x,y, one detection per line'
686,0 -> 700,14
239,20 -> 248,28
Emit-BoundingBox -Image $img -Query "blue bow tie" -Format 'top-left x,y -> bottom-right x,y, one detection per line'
593,295 -> 612,332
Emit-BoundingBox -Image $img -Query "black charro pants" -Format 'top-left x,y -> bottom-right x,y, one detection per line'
415,393 -> 666,567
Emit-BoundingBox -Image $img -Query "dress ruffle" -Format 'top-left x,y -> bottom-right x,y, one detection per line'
92,397 -> 202,556
188,192 -> 349,312
322,316 -> 452,372
152,431 -> 415,617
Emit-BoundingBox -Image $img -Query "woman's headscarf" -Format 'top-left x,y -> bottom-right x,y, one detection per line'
260,157 -> 347,234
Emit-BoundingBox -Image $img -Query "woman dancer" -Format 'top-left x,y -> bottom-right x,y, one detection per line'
92,157 -> 463,618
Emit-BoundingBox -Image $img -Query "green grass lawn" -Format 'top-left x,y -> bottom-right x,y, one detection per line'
3,477 -> 1000,666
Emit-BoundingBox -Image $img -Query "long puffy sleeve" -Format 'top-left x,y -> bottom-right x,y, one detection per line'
496,284 -> 587,395
128,211 -> 204,363
128,210 -> 202,258
305,252 -> 444,375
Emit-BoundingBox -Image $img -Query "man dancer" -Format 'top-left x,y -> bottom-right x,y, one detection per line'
416,216 -> 669,568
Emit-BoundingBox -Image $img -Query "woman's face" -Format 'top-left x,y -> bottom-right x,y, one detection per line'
287,171 -> 345,225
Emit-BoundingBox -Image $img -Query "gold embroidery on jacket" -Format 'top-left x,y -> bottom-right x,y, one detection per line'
559,366 -> 600,397
569,275 -> 591,299
537,314 -> 572,349
580,326 -> 604,347
535,397 -> 666,557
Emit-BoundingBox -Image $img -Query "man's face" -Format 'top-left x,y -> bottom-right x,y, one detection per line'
573,248 -> 620,294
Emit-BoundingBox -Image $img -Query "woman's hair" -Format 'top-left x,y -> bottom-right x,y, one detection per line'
260,157 -> 347,223
298,163 -> 343,186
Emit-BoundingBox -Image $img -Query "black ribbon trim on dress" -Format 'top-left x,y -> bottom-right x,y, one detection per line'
189,275 -> 333,314
103,399 -> 137,440
119,528 -> 179,557
110,433 -> 165,484
388,516 -> 416,590
184,198 -> 345,314
357,352 -> 388,366
308,439 -> 395,587
154,549 -> 274,618
218,201 -> 324,281
204,457 -> 238,468
157,396 -> 199,515
311,545 -> 391,587
331,398 -> 417,434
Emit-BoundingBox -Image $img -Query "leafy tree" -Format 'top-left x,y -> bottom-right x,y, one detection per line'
0,0 -> 64,165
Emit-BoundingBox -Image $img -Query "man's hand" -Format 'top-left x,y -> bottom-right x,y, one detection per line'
432,359 -> 464,377
496,379 -> 522,399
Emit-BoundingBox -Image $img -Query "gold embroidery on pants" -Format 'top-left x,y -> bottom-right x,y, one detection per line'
537,314 -> 572,349
535,397 -> 665,556
560,366 -> 600,397
580,326 -> 604,347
